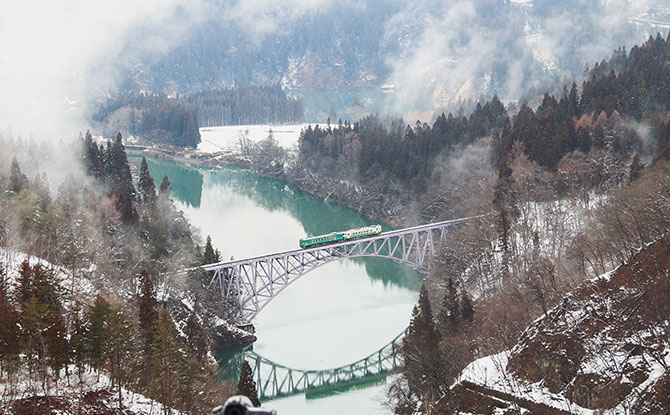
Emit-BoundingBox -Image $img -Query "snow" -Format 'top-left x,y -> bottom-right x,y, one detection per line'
197,124 -> 328,153
0,364 -> 180,415
0,249 -> 97,303
457,352 -> 595,414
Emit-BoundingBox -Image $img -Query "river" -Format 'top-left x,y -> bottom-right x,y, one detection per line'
139,157 -> 421,415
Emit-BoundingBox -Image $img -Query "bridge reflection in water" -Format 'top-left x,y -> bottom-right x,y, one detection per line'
238,332 -> 404,401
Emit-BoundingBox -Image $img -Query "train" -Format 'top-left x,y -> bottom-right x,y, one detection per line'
299,225 -> 383,248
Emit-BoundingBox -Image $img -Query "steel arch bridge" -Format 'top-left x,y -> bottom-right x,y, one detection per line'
205,217 -> 469,325
244,332 -> 404,400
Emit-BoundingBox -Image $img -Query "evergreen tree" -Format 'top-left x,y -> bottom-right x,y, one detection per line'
107,304 -> 136,411
438,276 -> 460,333
138,270 -> 159,386
418,283 -> 433,326
203,235 -> 221,264
9,157 -> 29,194
82,130 -> 104,179
32,173 -> 51,212
460,291 -> 474,324
21,296 -> 50,389
16,259 -> 33,308
105,133 -> 138,223
184,312 -> 209,363
0,266 -> 20,374
159,176 -> 171,196
138,157 -> 157,204
86,295 -> 111,374
69,309 -> 88,381
31,264 -> 62,312
44,311 -> 69,381
237,360 -> 261,407
150,309 -> 182,414
493,153 -> 516,279
629,154 -> 643,183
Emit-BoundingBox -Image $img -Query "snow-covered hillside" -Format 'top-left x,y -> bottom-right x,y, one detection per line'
449,235 -> 670,414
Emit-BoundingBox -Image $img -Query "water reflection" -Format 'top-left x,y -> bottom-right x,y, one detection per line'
216,332 -> 404,401
134,157 -> 419,414
138,159 -> 420,290
135,156 -> 204,208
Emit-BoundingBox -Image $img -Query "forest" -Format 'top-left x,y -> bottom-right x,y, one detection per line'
92,93 -> 201,148
0,132 -> 255,414
249,32 -> 670,413
92,85 -> 304,149
184,84 -> 304,127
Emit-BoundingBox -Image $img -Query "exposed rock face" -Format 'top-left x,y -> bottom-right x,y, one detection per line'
451,234 -> 670,413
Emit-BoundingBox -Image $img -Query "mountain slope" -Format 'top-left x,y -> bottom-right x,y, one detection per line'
448,233 -> 670,414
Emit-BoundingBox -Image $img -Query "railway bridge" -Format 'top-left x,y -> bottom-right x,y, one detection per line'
205,217 -> 470,325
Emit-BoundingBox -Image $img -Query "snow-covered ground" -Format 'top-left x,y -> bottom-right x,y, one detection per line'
198,124 -> 326,153
1,249 -> 97,305
458,351 -> 594,414
1,364 -> 178,415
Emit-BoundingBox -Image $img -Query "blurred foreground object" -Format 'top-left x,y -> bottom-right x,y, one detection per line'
212,395 -> 277,415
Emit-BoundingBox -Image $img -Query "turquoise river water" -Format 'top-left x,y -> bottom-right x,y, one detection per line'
140,158 -> 421,415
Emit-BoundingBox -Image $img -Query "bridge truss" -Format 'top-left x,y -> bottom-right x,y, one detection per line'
205,218 -> 468,325
245,332 -> 404,400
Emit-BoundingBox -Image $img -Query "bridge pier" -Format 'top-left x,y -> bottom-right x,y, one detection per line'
237,323 -> 256,334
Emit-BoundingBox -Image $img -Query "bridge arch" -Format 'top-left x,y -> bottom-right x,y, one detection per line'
206,218 -> 469,325
243,331 -> 404,400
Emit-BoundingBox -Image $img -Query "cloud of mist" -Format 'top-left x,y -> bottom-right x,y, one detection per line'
383,0 -> 670,118
0,0 -> 207,140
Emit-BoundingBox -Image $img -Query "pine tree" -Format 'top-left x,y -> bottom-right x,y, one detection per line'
418,283 -> 433,326
31,264 -> 62,312
69,309 -> 88,381
159,176 -> 171,197
16,259 -> 33,308
138,270 -> 158,386
9,157 -> 29,194
237,360 -> 261,407
138,157 -> 157,204
0,266 -> 20,374
105,133 -> 138,223
83,130 -> 104,179
460,291 -> 474,324
44,311 -> 69,381
21,296 -> 50,389
203,235 -> 220,264
107,304 -> 136,411
32,173 -> 51,212
86,295 -> 111,374
151,309 -> 182,414
184,312 -> 209,363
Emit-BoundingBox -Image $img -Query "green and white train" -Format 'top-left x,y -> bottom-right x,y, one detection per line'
299,225 -> 383,248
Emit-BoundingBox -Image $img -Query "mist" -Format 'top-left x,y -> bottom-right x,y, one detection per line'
383,0 -> 670,116
1,0 -> 669,139
0,0 -> 207,140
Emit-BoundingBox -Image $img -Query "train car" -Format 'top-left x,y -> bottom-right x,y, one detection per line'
299,225 -> 382,248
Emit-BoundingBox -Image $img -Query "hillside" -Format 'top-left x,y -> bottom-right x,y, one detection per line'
447,232 -> 670,414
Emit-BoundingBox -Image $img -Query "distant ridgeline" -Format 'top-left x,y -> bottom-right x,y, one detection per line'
184,84 -> 304,127
92,85 -> 304,148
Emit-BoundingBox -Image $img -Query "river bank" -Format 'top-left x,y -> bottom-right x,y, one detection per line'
138,156 -> 421,414
127,140 -> 409,227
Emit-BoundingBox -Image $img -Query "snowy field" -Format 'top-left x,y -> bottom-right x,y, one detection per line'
198,123 -> 326,153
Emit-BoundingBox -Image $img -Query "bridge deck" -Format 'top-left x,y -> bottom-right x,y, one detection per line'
202,216 -> 473,271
